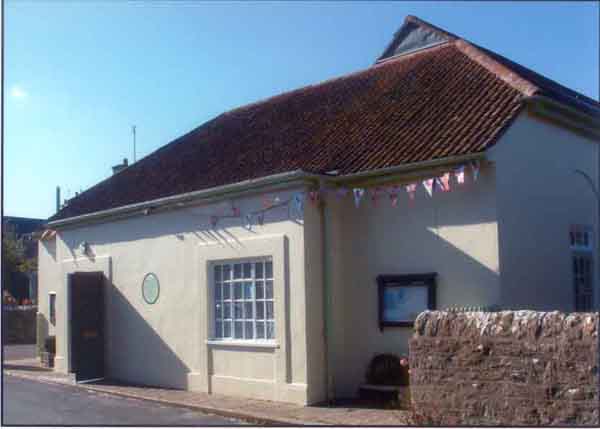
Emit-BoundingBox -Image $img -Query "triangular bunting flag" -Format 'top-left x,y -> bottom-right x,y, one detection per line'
262,195 -> 272,209
388,186 -> 401,207
455,166 -> 465,184
353,188 -> 365,208
423,178 -> 434,197
369,188 -> 379,207
471,160 -> 480,181
405,184 -> 417,200
440,172 -> 450,191
293,193 -> 304,213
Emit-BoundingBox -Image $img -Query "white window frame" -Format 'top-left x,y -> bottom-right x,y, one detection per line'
210,257 -> 276,343
49,292 -> 56,325
570,225 -> 594,311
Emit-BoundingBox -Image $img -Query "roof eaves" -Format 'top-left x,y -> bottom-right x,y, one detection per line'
47,169 -> 322,229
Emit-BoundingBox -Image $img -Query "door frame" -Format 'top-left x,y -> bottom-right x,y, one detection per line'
68,271 -> 105,382
58,255 -> 112,377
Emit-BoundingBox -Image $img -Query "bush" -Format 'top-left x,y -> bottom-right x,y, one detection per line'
44,336 -> 56,354
365,353 -> 409,386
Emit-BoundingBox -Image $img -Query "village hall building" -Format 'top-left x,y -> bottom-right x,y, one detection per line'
38,16 -> 599,404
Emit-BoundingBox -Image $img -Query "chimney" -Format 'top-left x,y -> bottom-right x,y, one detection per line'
112,158 -> 129,175
56,186 -> 61,213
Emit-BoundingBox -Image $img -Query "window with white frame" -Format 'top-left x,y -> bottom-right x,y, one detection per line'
570,225 -> 594,311
213,260 -> 275,341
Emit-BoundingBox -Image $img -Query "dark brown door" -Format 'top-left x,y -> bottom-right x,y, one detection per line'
69,272 -> 104,382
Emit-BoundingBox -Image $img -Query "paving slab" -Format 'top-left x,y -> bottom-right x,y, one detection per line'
3,363 -> 410,426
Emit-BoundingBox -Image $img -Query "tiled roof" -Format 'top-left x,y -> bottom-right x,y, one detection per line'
50,16 -> 599,222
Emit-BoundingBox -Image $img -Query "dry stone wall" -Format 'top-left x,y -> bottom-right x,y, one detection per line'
3,307 -> 37,344
409,310 -> 599,426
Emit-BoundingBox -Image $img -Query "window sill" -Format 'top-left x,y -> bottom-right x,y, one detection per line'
205,339 -> 280,349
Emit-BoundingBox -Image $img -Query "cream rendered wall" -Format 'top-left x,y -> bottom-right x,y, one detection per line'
37,186 -> 323,405
488,111 -> 599,311
37,237 -> 59,338
324,165 -> 501,398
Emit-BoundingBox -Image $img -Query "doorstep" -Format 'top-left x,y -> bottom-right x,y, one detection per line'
3,365 -> 409,425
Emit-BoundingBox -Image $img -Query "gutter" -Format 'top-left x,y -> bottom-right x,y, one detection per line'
522,95 -> 600,140
47,170 -> 323,229
328,152 -> 486,187
49,153 -> 487,230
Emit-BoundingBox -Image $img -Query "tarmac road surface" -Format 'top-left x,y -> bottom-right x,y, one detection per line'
2,375 -> 245,426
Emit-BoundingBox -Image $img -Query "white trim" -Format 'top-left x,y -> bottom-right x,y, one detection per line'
205,339 -> 280,349
76,377 -> 105,384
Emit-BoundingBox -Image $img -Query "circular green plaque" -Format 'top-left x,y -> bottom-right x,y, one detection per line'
142,273 -> 160,304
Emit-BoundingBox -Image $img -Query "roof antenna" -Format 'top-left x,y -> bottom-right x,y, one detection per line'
132,125 -> 137,163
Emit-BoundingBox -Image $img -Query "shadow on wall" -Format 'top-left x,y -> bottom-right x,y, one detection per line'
60,200 -> 302,253
106,277 -> 190,389
333,173 -> 503,397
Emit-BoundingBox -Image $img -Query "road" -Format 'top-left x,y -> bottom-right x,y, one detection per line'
2,375 -> 244,426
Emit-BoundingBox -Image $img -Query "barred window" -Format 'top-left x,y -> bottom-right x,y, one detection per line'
213,260 -> 275,341
570,225 -> 594,311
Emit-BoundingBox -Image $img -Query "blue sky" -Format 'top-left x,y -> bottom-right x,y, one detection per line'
5,1 -> 599,219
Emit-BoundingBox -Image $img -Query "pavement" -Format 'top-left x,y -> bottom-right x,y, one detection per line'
2,374 -> 243,426
2,345 -> 409,426
2,344 -> 37,361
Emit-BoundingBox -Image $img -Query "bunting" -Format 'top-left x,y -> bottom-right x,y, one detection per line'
262,195 -> 273,209
405,183 -> 417,200
388,186 -> 401,207
353,188 -> 365,208
437,172 -> 450,192
369,188 -> 380,207
455,166 -> 465,184
471,160 -> 480,181
423,178 -> 434,197
293,193 -> 304,214
309,190 -> 320,206
195,161 -> 478,230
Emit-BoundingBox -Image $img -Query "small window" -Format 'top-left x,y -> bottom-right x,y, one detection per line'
570,225 -> 593,251
377,273 -> 436,330
570,225 -> 594,311
213,259 -> 275,341
49,293 -> 56,325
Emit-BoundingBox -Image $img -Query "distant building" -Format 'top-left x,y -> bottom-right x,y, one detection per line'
3,216 -> 46,303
